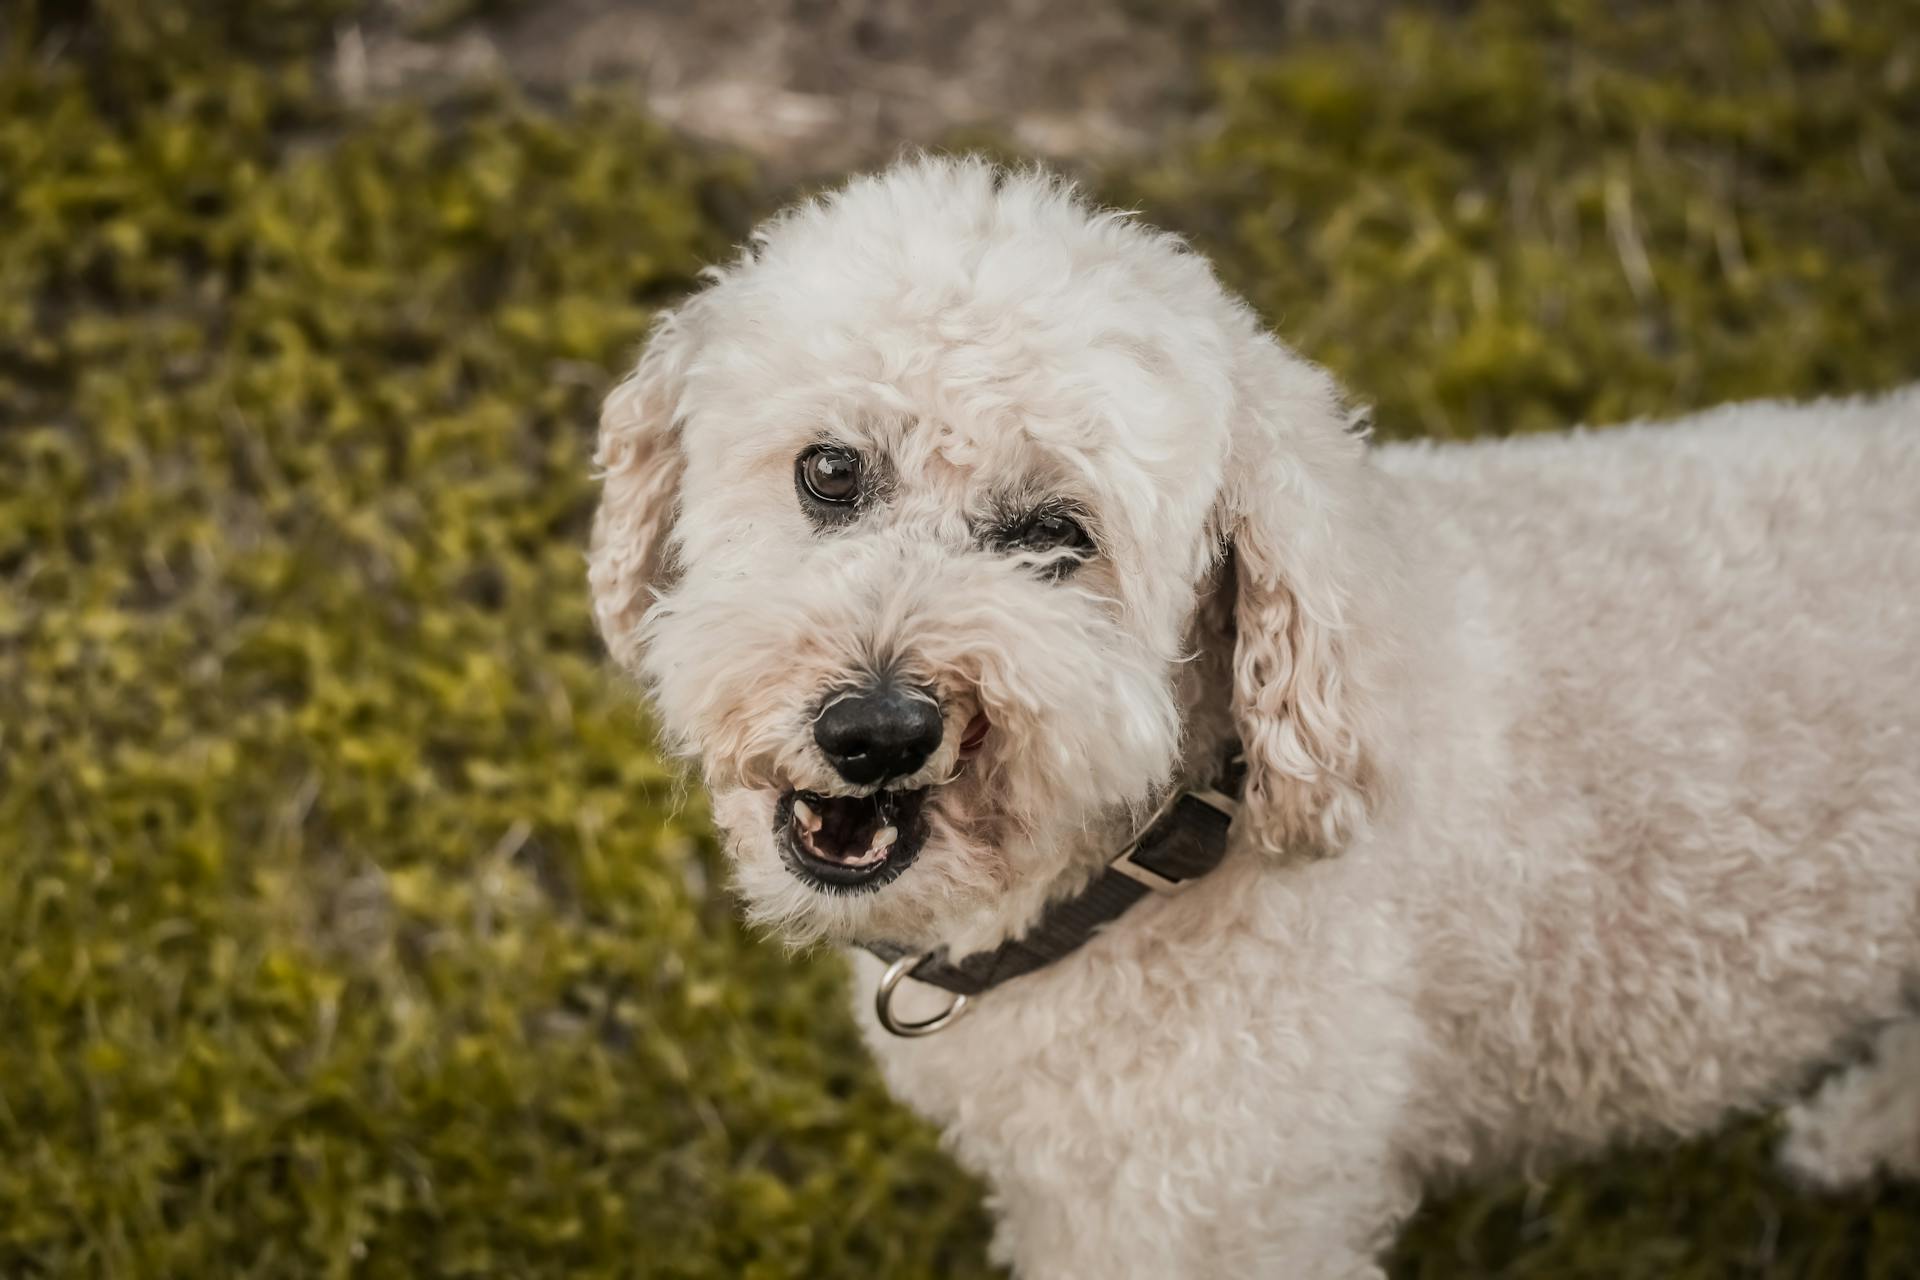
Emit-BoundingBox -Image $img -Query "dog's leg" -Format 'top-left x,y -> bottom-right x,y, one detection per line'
987,1174 -> 1399,1280
977,1118 -> 1414,1280
1778,1017 -> 1920,1188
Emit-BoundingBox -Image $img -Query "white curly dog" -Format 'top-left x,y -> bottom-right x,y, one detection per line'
589,158 -> 1920,1278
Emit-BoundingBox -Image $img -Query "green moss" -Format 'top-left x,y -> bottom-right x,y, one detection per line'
1122,0 -> 1920,441
1,0 -> 1916,1276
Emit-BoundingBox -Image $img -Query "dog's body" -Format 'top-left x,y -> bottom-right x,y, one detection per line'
855,398 -> 1920,1276
589,159 -> 1920,1277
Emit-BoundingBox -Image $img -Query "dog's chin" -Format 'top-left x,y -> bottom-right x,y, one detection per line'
773,784 -> 932,895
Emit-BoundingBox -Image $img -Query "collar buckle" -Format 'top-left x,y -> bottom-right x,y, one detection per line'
1108,785 -> 1239,894
1110,841 -> 1192,894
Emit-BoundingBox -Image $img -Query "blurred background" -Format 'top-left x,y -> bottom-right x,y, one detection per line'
2,0 -> 1917,1274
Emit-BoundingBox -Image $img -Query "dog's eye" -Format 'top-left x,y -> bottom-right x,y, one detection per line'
987,505 -> 1095,579
1016,511 -> 1092,555
797,444 -> 860,506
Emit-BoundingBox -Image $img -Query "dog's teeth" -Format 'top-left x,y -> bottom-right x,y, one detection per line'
870,825 -> 898,853
793,799 -> 821,832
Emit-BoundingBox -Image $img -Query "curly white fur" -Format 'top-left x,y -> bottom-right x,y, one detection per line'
590,157 -> 1920,1277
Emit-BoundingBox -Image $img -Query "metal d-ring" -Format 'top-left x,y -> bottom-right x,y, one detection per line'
875,952 -> 970,1037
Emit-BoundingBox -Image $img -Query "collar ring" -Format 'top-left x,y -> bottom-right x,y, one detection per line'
875,951 -> 971,1037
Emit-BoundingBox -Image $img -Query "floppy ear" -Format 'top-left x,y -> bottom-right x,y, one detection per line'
587,306 -> 700,672
1220,334 -> 1391,859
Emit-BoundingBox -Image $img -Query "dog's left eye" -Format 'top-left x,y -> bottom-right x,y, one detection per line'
1016,511 -> 1093,554
989,506 -> 1095,578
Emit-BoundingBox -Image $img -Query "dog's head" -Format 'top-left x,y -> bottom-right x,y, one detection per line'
590,158 -> 1394,951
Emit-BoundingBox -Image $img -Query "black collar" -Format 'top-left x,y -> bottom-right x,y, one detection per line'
862,754 -> 1245,1036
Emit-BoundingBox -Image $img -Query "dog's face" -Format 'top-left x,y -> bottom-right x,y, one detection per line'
590,161 -> 1384,951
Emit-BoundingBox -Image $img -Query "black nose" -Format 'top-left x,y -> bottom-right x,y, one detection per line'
813,682 -> 943,786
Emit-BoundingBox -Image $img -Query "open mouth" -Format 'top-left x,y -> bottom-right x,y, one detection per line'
775,786 -> 931,893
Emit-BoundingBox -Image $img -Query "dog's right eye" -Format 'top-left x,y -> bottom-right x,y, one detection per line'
982,501 -> 1096,581
797,444 -> 861,507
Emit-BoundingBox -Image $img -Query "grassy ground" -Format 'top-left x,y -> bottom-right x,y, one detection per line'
2,1 -> 1916,1275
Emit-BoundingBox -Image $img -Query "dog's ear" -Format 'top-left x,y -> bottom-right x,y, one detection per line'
1219,333 -> 1389,859
587,305 -> 701,672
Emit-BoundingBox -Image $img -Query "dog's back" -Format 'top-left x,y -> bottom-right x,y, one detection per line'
1374,387 -> 1920,1171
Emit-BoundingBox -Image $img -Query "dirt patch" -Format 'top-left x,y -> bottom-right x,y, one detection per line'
334,0 -> 1377,175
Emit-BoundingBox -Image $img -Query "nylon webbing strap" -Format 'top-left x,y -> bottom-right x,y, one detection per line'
862,757 -> 1243,998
